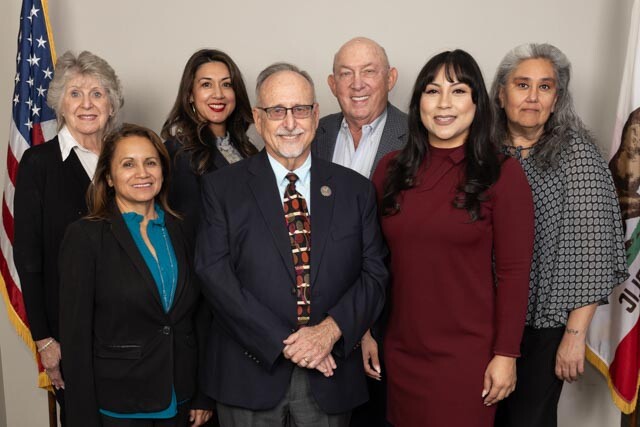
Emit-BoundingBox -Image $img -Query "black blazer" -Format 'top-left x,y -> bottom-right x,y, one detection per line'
195,151 -> 388,414
165,136 -> 230,242
59,206 -> 207,426
13,136 -> 90,341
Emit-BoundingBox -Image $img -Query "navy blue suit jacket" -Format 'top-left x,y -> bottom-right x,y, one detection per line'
195,151 -> 388,414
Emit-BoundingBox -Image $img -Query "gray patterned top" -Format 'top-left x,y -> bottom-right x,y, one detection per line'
216,133 -> 243,164
504,132 -> 628,328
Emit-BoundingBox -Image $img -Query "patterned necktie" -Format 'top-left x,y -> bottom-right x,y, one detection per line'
283,173 -> 311,326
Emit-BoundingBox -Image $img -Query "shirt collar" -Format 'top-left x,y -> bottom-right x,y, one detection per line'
121,203 -> 166,227
340,108 -> 388,135
58,125 -> 94,161
267,151 -> 312,186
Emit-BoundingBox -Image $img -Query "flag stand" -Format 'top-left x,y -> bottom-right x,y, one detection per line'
47,391 -> 57,427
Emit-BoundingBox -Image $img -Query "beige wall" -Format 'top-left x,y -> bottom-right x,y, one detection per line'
0,0 -> 635,425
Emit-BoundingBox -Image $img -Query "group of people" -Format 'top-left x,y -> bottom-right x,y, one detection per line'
12,36 -> 628,427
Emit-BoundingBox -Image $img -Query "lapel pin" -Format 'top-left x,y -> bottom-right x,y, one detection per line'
320,186 -> 332,197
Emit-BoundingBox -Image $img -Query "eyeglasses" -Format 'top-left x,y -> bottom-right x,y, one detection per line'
256,104 -> 315,120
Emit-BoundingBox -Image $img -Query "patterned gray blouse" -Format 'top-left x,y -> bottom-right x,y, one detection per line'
504,132 -> 628,328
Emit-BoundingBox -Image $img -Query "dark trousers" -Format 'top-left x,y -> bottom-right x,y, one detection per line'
217,366 -> 350,427
349,374 -> 389,427
54,387 -> 66,426
100,403 -> 191,427
495,326 -> 565,427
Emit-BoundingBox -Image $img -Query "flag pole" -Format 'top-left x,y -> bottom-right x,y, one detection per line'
47,392 -> 57,427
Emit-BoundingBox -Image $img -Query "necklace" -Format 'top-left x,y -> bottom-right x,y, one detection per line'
503,142 -> 538,159
152,225 -> 176,312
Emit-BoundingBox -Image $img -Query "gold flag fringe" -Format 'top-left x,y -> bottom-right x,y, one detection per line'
586,346 -> 639,414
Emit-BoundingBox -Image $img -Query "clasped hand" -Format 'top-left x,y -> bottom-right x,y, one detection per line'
282,317 -> 341,377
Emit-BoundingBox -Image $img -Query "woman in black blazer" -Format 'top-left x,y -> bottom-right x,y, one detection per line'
13,51 -> 123,423
161,49 -> 258,239
59,124 -> 213,427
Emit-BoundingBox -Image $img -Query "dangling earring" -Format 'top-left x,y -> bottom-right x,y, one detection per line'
190,102 -> 196,114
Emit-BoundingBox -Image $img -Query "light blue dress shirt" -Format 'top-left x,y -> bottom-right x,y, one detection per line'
332,109 -> 387,177
267,152 -> 312,215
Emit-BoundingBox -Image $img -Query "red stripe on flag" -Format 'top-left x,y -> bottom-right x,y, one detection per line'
2,199 -> 14,244
610,320 -> 640,403
0,248 -> 28,326
6,148 -> 18,186
31,123 -> 44,146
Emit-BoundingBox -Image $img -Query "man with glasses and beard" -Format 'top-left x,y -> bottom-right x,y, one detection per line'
195,62 -> 388,427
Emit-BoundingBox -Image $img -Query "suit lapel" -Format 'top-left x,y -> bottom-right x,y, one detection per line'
315,114 -> 342,161
62,148 -> 92,199
211,146 -> 230,171
309,156 -> 334,287
370,104 -> 408,177
109,206 -> 164,309
247,152 -> 296,283
165,215 -> 187,311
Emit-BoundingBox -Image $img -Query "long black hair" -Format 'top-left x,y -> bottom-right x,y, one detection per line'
161,49 -> 257,175
381,49 -> 501,221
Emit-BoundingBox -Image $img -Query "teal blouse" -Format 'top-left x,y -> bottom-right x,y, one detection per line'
99,206 -> 179,420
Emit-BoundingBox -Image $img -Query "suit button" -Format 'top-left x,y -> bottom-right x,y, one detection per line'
291,287 -> 296,295
162,326 -> 171,335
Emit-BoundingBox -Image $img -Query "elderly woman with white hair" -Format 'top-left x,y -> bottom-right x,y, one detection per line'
13,50 -> 123,424
490,43 -> 627,427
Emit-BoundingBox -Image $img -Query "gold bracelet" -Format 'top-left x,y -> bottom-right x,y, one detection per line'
37,338 -> 55,353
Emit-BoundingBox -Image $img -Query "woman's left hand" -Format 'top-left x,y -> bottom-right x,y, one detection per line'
555,303 -> 598,383
482,355 -> 517,406
189,409 -> 213,426
555,331 -> 586,383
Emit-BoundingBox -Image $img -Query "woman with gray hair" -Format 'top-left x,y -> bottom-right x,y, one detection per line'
491,43 -> 627,427
13,50 -> 123,425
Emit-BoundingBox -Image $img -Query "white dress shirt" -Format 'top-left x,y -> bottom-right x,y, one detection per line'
332,109 -> 387,177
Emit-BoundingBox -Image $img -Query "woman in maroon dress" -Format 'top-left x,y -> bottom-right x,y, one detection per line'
371,50 -> 534,427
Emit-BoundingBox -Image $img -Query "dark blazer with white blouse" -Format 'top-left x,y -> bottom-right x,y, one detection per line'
13,136 -> 90,341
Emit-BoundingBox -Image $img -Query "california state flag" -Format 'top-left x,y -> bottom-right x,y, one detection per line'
586,0 -> 640,413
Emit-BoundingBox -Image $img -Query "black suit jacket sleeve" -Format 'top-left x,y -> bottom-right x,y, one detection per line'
326,180 -> 387,357
195,175 -> 292,370
14,148 -> 49,340
58,221 -> 100,427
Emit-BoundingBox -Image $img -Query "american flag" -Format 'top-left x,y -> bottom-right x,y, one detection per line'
0,0 -> 57,388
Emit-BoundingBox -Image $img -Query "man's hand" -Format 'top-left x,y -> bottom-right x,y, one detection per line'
315,354 -> 337,377
283,317 -> 341,370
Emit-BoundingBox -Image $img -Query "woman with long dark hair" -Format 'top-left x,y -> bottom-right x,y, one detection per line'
372,50 -> 534,426
162,49 -> 258,238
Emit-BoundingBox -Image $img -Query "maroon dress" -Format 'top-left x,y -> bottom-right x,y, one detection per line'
372,146 -> 534,427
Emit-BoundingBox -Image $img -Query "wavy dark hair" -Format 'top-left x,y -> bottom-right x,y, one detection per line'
382,50 -> 501,221
161,49 -> 257,175
87,123 -> 179,220
490,43 -> 591,169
